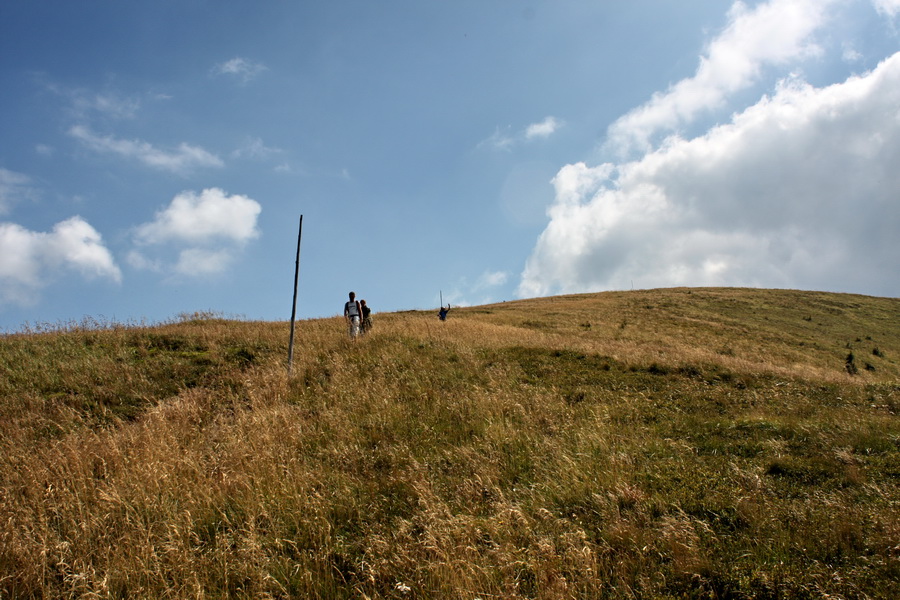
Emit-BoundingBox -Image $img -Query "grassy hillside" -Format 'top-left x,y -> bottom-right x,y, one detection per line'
1,288 -> 898,599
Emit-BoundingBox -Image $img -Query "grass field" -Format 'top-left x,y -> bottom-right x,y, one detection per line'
1,287 -> 898,599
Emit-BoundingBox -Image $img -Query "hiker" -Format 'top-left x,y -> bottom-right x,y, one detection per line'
360,299 -> 373,334
438,304 -> 450,321
344,291 -> 362,339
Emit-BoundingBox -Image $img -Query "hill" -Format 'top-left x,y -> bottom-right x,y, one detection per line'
1,288 -> 898,599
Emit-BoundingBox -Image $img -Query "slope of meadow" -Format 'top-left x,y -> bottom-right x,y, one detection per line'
1,288 -> 898,599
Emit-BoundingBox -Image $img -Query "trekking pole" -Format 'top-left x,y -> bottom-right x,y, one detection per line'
287,215 -> 303,375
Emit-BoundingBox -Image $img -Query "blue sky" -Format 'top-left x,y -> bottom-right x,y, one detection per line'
2,0 -> 899,331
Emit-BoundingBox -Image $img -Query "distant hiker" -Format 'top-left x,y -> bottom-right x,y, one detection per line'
438,304 -> 450,321
344,291 -> 362,339
360,299 -> 373,334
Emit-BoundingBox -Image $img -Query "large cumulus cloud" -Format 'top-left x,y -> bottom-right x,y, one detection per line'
519,52 -> 900,298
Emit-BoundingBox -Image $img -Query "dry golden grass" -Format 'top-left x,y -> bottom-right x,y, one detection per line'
1,288 -> 899,598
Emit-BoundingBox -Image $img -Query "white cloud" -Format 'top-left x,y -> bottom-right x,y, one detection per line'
525,117 -> 563,140
0,217 -> 121,306
212,57 -> 268,83
0,168 -> 34,215
135,188 -> 260,245
68,125 -> 223,174
49,218 -> 122,281
520,52 -> 900,299
607,0 -> 836,156
132,188 -> 261,277
873,0 -> 900,17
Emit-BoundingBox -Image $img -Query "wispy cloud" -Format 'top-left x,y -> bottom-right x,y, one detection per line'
873,0 -> 900,17
480,116 -> 563,151
606,0 -> 837,156
173,248 -> 234,276
477,270 -> 509,289
42,80 -> 141,121
211,57 -> 268,83
127,246 -> 237,278
132,188 -> 261,277
0,217 -> 121,306
444,269 -> 511,308
73,91 -> 141,120
231,137 -> 282,160
0,168 -> 36,215
479,126 -> 516,152
69,125 -> 223,174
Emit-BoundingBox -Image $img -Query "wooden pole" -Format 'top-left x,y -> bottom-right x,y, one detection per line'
287,215 -> 303,375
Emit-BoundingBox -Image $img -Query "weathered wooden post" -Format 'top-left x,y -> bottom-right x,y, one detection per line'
287,215 -> 303,375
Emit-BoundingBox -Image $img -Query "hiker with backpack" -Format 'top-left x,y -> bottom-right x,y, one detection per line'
360,299 -> 373,335
344,291 -> 363,339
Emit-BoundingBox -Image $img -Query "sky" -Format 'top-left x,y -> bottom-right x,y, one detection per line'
1,0 -> 899,331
